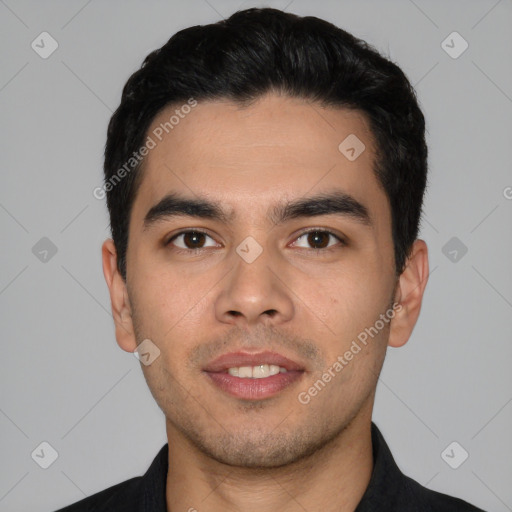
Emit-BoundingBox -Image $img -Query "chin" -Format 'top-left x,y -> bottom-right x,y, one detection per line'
188,423 -> 343,469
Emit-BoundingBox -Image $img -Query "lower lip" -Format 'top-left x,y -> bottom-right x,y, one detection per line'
204,370 -> 304,400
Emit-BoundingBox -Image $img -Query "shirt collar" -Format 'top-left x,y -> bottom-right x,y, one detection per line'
141,443 -> 168,511
355,422 -> 414,511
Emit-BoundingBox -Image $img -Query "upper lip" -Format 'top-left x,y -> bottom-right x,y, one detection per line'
203,351 -> 305,373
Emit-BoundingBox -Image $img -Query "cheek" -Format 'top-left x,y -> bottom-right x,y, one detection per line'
320,265 -> 389,325
129,250 -> 199,322
129,262 -> 215,374
297,270 -> 393,378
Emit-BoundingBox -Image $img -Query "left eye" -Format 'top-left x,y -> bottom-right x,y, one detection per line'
292,230 -> 343,250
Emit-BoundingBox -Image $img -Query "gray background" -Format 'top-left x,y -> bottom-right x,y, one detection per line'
1,0 -> 511,511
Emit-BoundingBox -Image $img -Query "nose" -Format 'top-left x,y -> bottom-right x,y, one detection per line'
214,242 -> 294,328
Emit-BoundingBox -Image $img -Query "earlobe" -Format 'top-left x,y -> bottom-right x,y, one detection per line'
388,239 -> 429,348
101,239 -> 137,353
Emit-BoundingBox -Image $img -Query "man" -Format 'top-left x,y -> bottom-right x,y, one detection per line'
56,7 -> 484,512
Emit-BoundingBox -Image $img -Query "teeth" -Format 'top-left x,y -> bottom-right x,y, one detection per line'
227,364 -> 287,378
239,366 -> 253,378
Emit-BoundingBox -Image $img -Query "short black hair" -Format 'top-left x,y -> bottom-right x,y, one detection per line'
104,7 -> 428,281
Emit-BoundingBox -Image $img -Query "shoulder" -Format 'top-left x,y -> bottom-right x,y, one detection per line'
402,474 -> 486,511
362,423 -> 486,511
53,476 -> 142,511
53,443 -> 168,512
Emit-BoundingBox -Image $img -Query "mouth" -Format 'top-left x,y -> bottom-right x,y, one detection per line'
202,350 -> 305,400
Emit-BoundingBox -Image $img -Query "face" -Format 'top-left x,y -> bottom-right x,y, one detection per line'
103,93 -> 426,468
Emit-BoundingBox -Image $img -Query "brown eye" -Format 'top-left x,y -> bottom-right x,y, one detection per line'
307,231 -> 330,249
293,230 -> 344,250
167,231 -> 217,250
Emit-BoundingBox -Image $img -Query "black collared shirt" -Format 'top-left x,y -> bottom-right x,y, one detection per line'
55,423 -> 485,511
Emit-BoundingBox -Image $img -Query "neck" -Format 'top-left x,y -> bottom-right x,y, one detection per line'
165,410 -> 374,512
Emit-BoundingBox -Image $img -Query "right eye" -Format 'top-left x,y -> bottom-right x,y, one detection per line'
166,230 -> 219,252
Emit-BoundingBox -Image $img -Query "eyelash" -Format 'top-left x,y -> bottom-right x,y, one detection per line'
165,228 -> 346,254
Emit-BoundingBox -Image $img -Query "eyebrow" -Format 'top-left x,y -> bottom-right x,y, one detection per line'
143,190 -> 371,230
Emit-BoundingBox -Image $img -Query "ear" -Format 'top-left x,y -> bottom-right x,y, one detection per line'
388,239 -> 429,348
102,238 -> 137,353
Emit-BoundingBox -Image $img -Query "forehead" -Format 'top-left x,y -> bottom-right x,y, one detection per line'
131,94 -> 389,229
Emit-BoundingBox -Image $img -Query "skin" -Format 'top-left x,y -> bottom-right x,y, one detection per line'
102,93 -> 429,512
